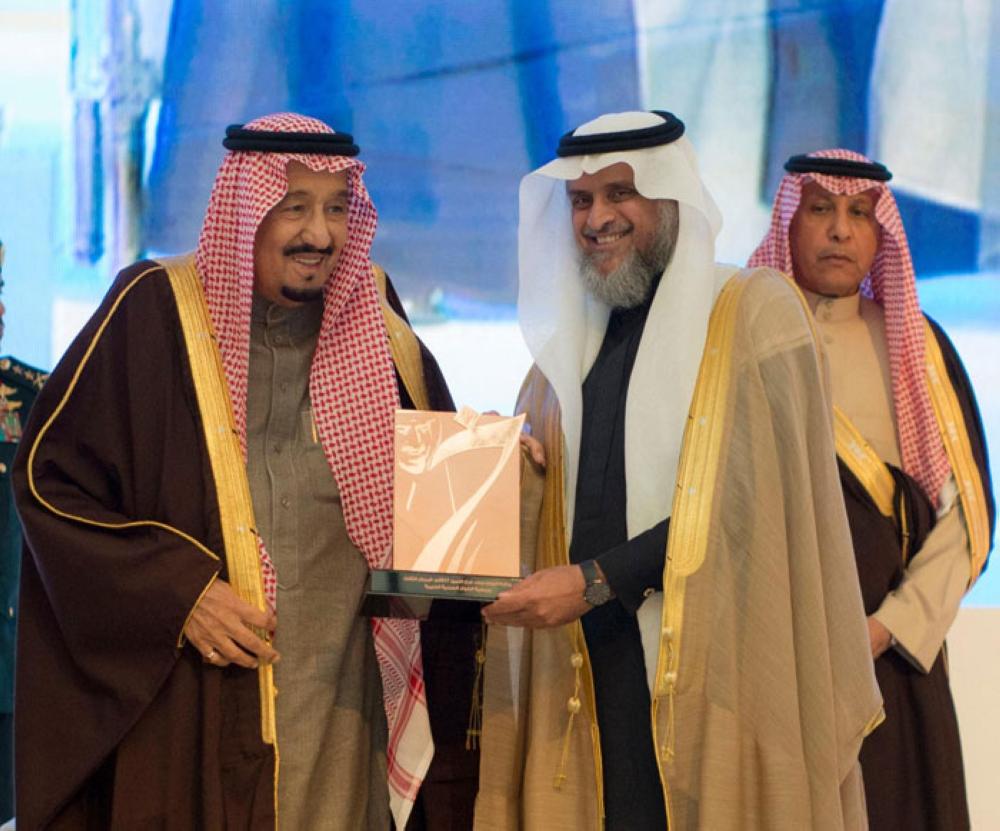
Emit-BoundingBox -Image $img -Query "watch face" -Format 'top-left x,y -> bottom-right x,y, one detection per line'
584,581 -> 612,607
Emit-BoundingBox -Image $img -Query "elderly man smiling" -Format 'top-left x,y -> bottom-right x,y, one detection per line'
13,114 -> 461,830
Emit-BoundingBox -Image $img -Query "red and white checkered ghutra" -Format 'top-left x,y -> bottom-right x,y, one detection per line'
194,113 -> 431,822
748,148 -> 951,507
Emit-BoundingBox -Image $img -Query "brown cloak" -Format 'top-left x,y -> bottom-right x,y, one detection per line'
14,260 -> 472,829
837,317 -> 994,831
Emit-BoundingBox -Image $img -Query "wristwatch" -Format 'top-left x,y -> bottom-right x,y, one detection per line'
580,559 -> 613,607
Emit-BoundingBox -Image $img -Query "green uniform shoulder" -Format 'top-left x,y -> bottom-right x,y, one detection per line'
0,356 -> 47,444
0,356 -> 48,394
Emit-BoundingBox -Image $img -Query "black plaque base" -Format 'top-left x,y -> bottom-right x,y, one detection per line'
362,569 -> 519,619
371,569 -> 519,601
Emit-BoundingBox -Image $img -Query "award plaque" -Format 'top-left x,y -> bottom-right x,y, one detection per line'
365,406 -> 524,614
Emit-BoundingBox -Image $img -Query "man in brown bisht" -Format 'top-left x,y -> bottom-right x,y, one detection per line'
749,149 -> 994,831
13,113 -> 477,829
476,111 -> 882,830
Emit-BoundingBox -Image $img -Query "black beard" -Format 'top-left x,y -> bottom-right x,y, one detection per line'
280,285 -> 325,303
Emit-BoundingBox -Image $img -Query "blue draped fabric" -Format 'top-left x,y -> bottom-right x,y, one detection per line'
762,0 -> 978,274
763,0 -> 886,195
144,0 -> 640,302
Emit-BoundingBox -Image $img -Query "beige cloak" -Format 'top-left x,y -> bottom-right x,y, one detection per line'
476,268 -> 883,831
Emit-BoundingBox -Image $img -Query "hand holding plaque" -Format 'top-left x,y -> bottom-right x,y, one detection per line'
365,406 -> 524,611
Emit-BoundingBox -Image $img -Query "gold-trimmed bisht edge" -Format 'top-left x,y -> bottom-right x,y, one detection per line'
923,321 -> 991,583
518,365 -> 605,826
650,272 -> 745,830
159,254 -> 278,748
898,480 -> 912,566
160,254 -> 280,826
372,263 -> 431,411
833,406 -> 897,520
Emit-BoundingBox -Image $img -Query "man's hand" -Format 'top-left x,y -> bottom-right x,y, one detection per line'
867,615 -> 893,659
184,579 -> 280,668
519,433 -> 546,468
483,409 -> 546,468
482,565 -> 590,628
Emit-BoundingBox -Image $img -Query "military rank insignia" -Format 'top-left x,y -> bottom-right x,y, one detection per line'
0,384 -> 22,443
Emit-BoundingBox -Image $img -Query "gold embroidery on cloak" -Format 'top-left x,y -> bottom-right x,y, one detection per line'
833,407 -> 897,519
516,366 -> 605,823
652,273 -> 743,826
371,263 -> 431,411
158,255 -> 278,746
159,254 -> 280,827
923,321 -> 991,582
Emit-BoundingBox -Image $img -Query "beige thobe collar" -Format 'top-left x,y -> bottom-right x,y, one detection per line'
802,287 -> 863,323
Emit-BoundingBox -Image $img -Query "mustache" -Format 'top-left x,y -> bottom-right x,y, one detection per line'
818,247 -> 855,260
282,243 -> 334,257
582,222 -> 631,239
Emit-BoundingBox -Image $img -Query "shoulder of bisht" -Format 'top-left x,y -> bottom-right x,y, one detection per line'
922,314 -> 995,581
722,266 -> 820,361
370,262 -> 432,411
654,264 -> 880,826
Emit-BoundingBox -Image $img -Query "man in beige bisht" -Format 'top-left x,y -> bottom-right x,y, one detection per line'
475,111 -> 883,830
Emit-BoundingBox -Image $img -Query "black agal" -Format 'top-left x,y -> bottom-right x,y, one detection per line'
784,154 -> 892,182
222,124 -> 360,156
556,111 -> 685,158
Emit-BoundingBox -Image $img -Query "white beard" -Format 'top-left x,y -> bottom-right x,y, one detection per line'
578,201 -> 679,309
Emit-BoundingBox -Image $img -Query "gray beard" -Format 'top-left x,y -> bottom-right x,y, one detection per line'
579,201 -> 679,309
